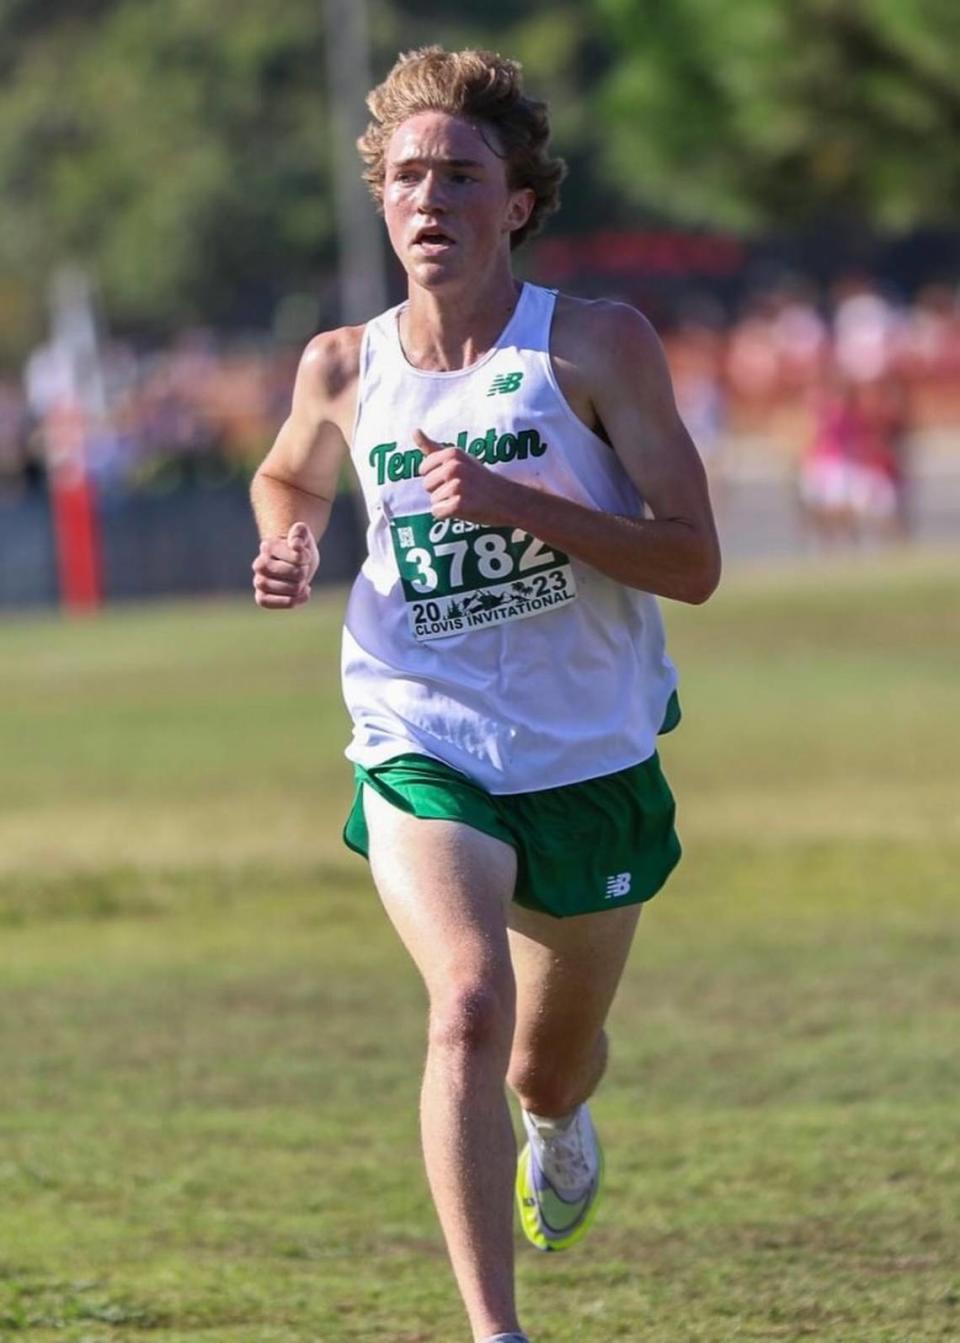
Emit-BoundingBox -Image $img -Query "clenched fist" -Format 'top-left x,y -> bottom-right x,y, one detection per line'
416,429 -> 513,526
252,521 -> 320,609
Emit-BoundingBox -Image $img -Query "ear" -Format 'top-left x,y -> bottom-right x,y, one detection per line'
504,187 -> 536,237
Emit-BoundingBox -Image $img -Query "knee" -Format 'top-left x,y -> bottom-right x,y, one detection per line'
508,1031 -> 608,1116
428,980 -> 515,1057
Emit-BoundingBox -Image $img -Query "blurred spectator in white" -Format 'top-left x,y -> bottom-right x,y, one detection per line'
769,278 -> 829,393
832,277 -> 903,384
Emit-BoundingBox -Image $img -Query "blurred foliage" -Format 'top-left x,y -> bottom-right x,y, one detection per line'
598,0 -> 960,231
0,0 -> 957,356
0,0 -> 334,352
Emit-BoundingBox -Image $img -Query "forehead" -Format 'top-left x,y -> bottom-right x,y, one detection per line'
386,110 -> 505,172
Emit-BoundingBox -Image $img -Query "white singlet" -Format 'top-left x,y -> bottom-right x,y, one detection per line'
341,281 -> 678,794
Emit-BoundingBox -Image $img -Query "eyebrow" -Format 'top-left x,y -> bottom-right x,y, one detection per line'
390,156 -> 485,170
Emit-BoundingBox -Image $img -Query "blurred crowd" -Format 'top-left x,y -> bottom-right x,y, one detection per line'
665,277 -> 960,538
2,276 -> 959,539
0,330 -> 299,498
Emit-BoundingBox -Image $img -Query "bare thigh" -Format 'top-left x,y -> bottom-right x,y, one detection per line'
507,901 -> 642,1083
362,785 -> 518,1003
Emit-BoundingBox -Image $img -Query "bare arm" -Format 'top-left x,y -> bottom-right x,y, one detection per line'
250,328 -> 359,608
417,303 -> 721,604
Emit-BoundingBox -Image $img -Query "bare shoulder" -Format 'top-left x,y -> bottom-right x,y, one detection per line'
553,294 -> 666,381
551,294 -> 673,430
297,324 -> 365,405
259,325 -> 364,488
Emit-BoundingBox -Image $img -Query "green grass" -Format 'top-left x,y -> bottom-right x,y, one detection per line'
0,551 -> 957,1342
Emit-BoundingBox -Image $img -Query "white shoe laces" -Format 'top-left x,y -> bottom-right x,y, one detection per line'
526,1107 -> 595,1196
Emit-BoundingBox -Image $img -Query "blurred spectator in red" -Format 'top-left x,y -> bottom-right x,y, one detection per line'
799,281 -> 911,544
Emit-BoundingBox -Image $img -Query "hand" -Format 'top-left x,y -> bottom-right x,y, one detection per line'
415,429 -> 512,525
252,521 -> 320,609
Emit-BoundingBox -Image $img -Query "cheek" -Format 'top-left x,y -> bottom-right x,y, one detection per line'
471,188 -> 513,231
384,176 -> 415,208
382,193 -> 408,238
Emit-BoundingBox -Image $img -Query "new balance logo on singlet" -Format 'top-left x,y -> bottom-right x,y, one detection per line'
487,371 -> 524,396
605,873 -> 632,899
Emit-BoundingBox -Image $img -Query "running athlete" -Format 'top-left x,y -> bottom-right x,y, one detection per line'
250,47 -> 720,1343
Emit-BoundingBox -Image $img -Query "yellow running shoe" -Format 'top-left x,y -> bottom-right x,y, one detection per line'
515,1104 -> 604,1252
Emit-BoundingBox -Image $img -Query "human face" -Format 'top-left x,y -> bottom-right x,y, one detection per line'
382,111 -> 533,289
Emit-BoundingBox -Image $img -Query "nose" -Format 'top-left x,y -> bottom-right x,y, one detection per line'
416,169 -> 447,214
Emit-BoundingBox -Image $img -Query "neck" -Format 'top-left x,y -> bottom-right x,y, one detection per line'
399,267 -> 521,372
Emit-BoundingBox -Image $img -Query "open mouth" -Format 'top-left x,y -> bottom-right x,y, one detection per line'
413,227 -> 455,253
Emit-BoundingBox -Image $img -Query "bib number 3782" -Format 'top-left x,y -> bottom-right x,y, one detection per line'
389,512 -> 577,642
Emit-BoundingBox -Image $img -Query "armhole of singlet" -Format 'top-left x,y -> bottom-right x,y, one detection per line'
539,289 -> 616,454
348,318 -> 375,450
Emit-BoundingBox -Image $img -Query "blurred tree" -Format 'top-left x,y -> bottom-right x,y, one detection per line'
0,0 -> 604,355
0,0 -> 334,349
1,0 -> 957,359
596,0 -> 960,231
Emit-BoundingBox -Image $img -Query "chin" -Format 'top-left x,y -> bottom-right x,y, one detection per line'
406,258 -> 465,289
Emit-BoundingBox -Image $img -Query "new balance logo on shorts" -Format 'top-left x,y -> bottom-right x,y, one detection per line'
605,872 -> 632,899
487,371 -> 524,396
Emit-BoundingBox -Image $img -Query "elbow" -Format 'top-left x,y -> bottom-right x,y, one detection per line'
250,464 -> 270,501
679,544 -> 722,605
684,578 -> 718,606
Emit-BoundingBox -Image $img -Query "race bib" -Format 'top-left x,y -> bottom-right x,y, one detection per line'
389,512 -> 577,642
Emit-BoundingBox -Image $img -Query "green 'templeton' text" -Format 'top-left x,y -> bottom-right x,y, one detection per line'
369,426 -> 548,485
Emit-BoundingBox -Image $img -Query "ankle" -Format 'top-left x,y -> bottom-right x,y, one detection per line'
525,1106 -> 578,1135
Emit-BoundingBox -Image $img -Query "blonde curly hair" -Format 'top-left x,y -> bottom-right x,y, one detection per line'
357,46 -> 566,249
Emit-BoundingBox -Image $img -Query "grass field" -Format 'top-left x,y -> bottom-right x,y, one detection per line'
1,551 -> 957,1343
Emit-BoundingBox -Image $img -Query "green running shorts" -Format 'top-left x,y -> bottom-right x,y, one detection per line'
343,749 -> 681,919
